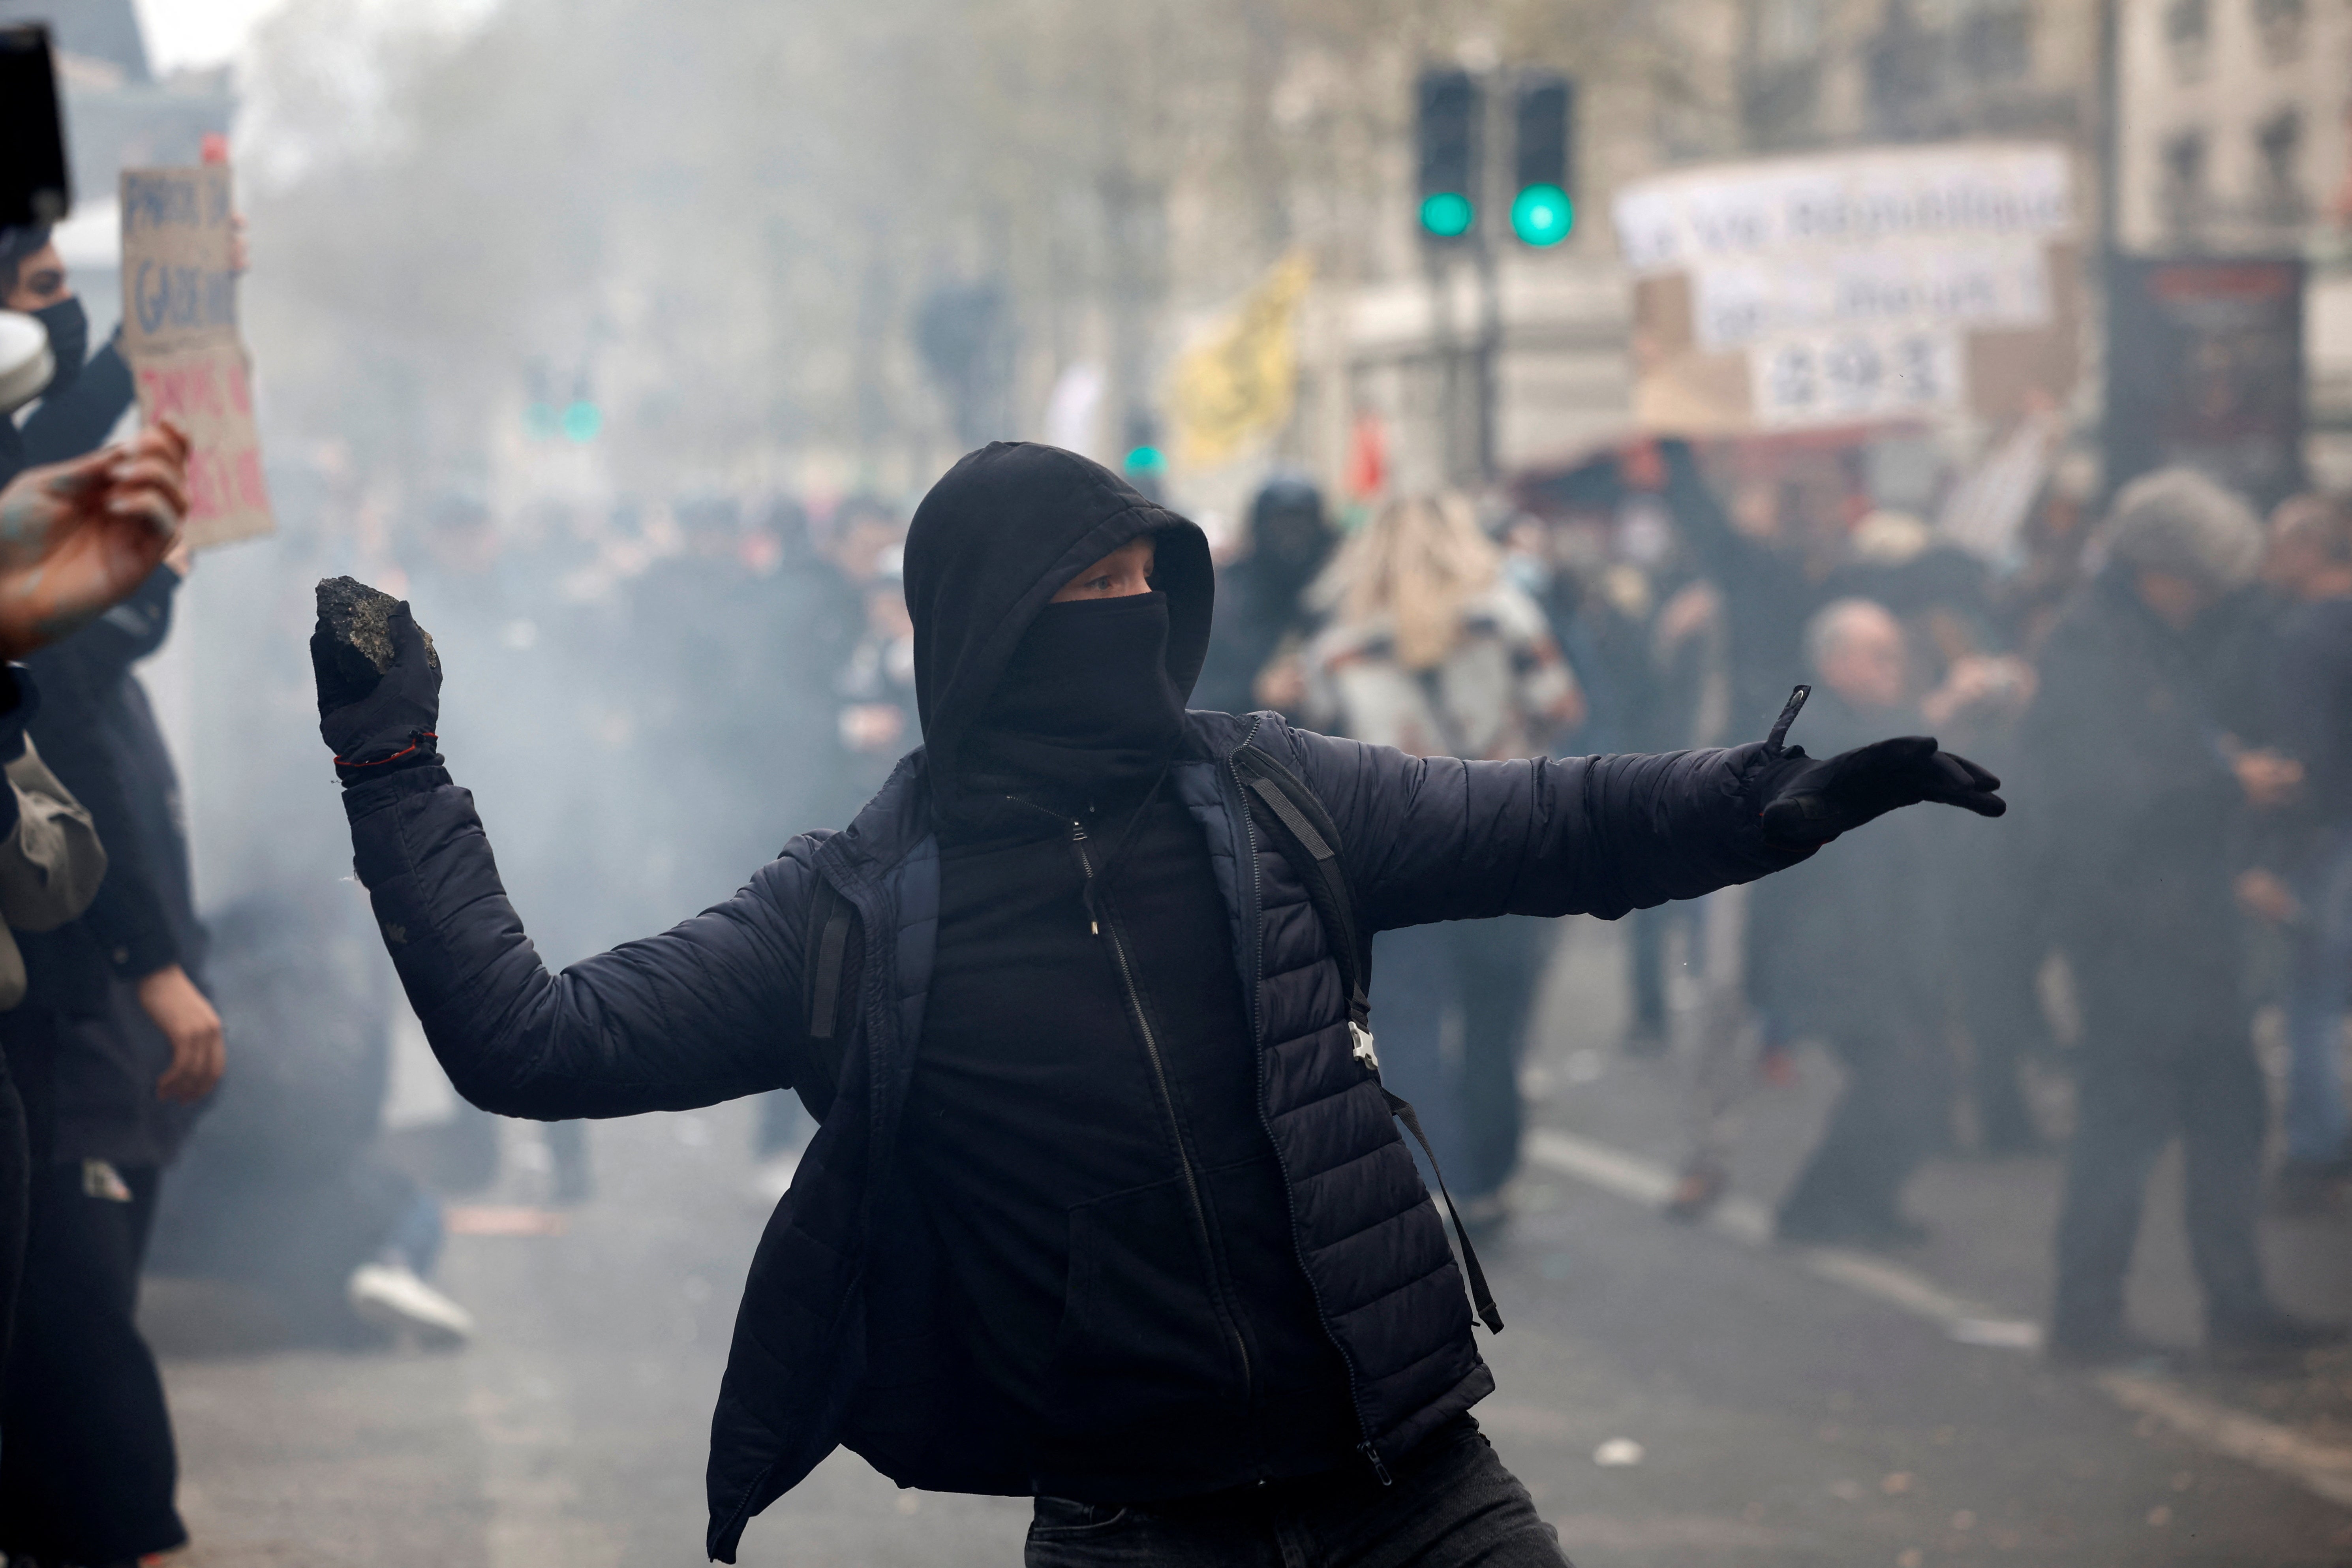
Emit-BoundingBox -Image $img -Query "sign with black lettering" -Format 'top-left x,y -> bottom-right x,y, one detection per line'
119,163 -> 272,548
1612,143 -> 2081,435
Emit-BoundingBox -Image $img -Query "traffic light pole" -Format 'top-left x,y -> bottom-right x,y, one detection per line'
1421,244 -> 1460,485
1473,227 -> 1501,484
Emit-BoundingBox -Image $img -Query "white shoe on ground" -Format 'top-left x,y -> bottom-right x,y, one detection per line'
349,1260 -> 475,1347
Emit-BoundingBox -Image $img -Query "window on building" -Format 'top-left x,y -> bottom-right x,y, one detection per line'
1957,0 -> 2033,82
2252,0 -> 2306,63
1743,0 -> 1825,146
2255,108 -> 2306,221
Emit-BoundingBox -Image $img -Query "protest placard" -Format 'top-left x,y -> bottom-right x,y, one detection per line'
119,163 -> 272,548
1611,143 -> 2081,436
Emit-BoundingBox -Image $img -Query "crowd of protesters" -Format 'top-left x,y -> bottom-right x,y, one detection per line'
1466,431 -> 2349,1368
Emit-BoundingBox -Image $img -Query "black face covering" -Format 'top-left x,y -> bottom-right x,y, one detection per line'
961,592 -> 1185,816
30,297 -> 86,399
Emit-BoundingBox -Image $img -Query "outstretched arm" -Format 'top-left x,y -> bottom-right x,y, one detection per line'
1285,730 -> 1806,928
1278,693 -> 2001,931
324,593 -> 813,1121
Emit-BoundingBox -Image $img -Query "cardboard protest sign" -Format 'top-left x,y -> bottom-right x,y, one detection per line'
1611,143 -> 2080,436
119,163 -> 272,548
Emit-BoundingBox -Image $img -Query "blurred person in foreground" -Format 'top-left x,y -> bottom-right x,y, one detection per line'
0,225 -> 127,492
0,697 -> 106,1371
0,431 -> 192,1351
2244,493 -> 2352,1211
0,427 -> 201,1566
0,261 -> 231,1568
1192,472 -> 1334,719
2028,468 -> 2341,1366
1299,494 -> 1585,1233
313,442 -> 2001,1564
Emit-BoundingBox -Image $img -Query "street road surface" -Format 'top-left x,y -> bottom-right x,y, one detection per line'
149,918 -> 2352,1567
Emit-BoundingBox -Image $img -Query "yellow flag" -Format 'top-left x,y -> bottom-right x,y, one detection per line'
1169,252 -> 1313,470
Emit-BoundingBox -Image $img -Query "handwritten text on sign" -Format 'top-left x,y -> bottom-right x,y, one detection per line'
119,165 -> 272,548
1612,142 -> 2076,433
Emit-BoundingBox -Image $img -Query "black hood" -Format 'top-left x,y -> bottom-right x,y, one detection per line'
904,441 -> 1213,809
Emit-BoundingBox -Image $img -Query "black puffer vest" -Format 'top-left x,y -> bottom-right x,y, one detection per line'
708,708 -> 1490,1558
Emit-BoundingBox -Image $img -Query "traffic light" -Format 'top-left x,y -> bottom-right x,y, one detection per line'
1511,74 -> 1575,247
561,398 -> 603,443
1416,68 -> 1481,240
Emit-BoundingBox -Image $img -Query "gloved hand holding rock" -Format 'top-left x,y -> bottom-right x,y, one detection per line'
310,576 -> 442,783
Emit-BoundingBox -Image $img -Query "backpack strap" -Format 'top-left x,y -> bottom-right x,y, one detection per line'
1234,741 -> 1505,1334
1233,747 -> 1371,1039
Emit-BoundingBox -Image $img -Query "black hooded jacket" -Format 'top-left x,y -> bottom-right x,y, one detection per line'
338,442 -> 1809,1559
899,448 -> 1357,1495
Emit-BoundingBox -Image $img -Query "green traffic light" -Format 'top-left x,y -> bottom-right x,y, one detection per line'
1419,191 -> 1475,238
1510,183 -> 1573,247
561,400 -> 603,443
1124,444 -> 1166,473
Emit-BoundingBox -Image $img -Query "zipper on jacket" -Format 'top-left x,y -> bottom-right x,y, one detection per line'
1071,817 -> 1254,1403
1072,819 -> 1101,935
1227,745 -> 1389,1485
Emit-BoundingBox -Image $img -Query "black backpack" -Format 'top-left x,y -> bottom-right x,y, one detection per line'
799,740 -> 1503,1333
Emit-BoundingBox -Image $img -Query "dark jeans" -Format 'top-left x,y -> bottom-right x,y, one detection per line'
0,1069 -> 21,1378
1024,1417 -> 1570,1568
1775,1023 -> 1948,1237
2051,994 -> 2269,1343
0,1015 -> 56,1374
1952,798 -> 2048,1149
0,1161 -> 186,1561
1627,903 -> 1669,1038
1374,919 -> 1546,1201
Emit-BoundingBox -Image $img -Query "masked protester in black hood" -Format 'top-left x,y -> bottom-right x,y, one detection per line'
315,442 -> 2003,1565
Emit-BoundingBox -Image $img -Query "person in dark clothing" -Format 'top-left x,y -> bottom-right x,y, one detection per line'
1763,601 -> 1954,1245
313,441 -> 2003,1563
2029,468 -> 2344,1365
2250,492 -> 2352,1207
1,225 -> 142,491
0,686 -> 108,1370
0,419 -> 218,1556
1192,472 -> 1333,718
2,555 -> 218,1564
0,426 -> 195,1511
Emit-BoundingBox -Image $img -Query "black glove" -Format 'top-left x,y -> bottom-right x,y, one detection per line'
312,601 -> 442,783
1749,685 -> 2005,849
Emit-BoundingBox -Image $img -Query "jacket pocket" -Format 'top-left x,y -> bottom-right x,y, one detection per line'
1042,1174 -> 1237,1435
